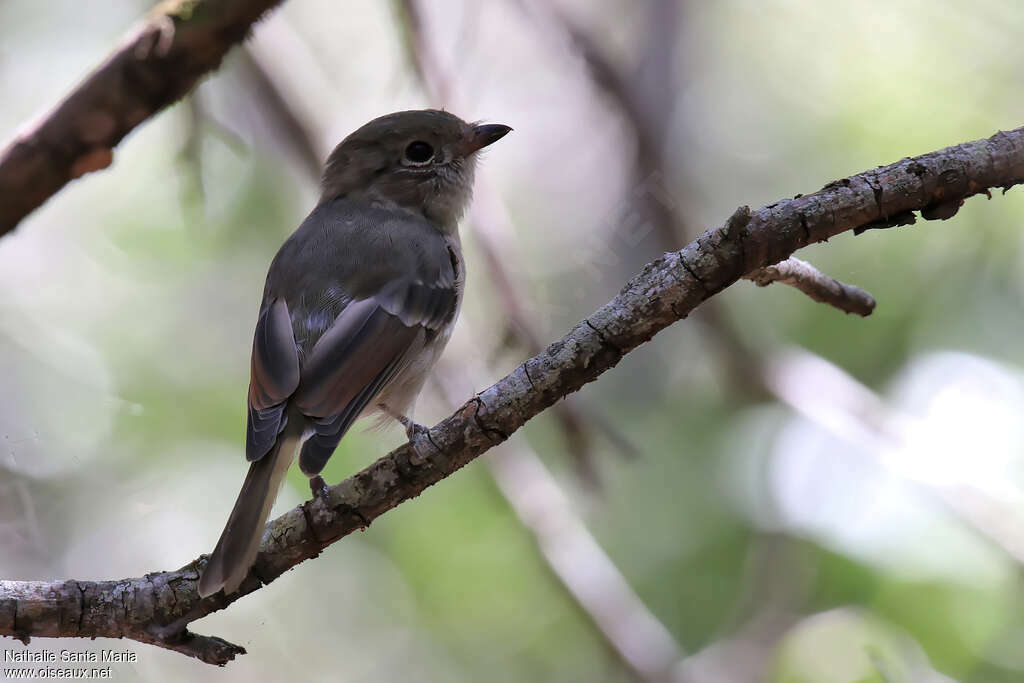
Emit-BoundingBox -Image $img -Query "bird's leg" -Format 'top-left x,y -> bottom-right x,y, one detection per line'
309,475 -> 330,501
378,403 -> 437,464
376,402 -> 427,437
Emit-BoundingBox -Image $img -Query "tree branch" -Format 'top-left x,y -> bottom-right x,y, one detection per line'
0,0 -> 286,235
2,126 -> 1023,664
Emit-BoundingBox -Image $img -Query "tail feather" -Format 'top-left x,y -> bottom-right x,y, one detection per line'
199,420 -> 302,598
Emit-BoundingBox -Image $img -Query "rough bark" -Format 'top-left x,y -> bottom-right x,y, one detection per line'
0,0 -> 285,235
1,125 -> 1022,664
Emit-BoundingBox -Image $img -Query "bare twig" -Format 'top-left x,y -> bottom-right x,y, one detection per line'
1,124 -> 1021,663
746,257 -> 876,317
0,0 -> 286,234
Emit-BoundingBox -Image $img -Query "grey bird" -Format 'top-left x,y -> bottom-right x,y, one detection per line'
198,110 -> 511,598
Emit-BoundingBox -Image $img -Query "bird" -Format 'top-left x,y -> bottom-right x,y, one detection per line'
198,110 -> 511,598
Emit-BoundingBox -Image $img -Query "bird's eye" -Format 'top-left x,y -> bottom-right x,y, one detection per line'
404,140 -> 434,164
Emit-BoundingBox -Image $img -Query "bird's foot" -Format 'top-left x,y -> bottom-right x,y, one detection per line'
376,403 -> 439,465
309,475 -> 330,501
404,420 -> 438,465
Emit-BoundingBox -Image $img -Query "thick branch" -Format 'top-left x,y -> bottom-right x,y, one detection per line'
2,126 -> 1023,664
0,0 -> 285,235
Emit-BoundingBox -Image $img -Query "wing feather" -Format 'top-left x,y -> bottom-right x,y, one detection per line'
246,298 -> 300,462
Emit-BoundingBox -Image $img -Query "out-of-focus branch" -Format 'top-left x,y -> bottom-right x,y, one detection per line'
491,444 -> 686,680
0,0 -> 287,235
528,1 -> 873,344
2,123 -> 1019,664
518,0 -> 773,399
525,0 -> 683,242
176,94 -> 207,212
394,0 -> 452,105
468,186 -> 627,480
236,46 -> 323,183
677,347 -> 1024,676
767,349 -> 1024,566
746,257 -> 876,317
435,369 -> 685,681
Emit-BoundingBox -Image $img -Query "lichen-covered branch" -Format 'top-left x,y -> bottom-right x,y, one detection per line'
0,0 -> 285,235
746,257 -> 877,316
2,126 -> 1023,665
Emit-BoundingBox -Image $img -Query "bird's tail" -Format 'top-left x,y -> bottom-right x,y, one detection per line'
198,417 -> 303,598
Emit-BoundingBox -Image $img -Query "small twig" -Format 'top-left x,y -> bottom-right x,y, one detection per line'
746,257 -> 876,317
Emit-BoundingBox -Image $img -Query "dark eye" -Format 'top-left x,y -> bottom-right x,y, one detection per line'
404,140 -> 434,164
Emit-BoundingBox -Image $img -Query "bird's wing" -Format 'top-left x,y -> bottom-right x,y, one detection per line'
291,277 -> 456,476
245,298 -> 300,462
244,199 -> 458,471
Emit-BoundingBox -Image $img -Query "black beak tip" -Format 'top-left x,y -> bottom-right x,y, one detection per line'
471,123 -> 513,151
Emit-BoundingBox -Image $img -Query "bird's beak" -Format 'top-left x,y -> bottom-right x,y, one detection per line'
463,123 -> 512,155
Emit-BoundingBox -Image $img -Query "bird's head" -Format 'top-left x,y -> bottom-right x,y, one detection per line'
320,109 -> 511,230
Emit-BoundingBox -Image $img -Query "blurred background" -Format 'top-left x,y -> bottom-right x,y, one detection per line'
2,1 -> 1024,681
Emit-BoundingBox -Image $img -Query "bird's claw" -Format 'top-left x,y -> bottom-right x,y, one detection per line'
405,421 -> 437,465
309,475 -> 330,501
378,403 -> 438,465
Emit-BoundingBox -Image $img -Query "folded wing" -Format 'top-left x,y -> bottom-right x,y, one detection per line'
246,298 -> 300,462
